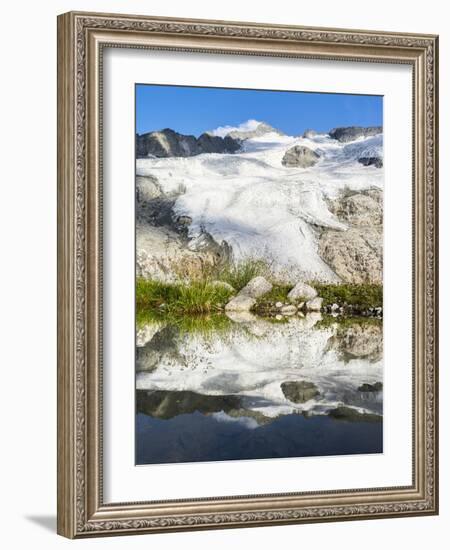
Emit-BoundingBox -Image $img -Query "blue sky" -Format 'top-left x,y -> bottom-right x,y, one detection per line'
136,84 -> 382,137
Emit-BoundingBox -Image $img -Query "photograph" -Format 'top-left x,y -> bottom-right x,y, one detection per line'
135,84 -> 384,465
0,0 -> 443,542
54,8 -> 438,539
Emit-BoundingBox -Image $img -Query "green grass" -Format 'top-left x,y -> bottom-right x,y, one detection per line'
172,281 -> 233,314
136,278 -> 234,315
253,284 -> 294,310
215,259 -> 268,291
315,315 -> 382,330
137,308 -> 233,335
136,279 -> 179,309
310,283 -> 382,309
137,272 -> 383,328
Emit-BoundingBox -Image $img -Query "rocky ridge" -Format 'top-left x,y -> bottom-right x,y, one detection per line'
329,126 -> 382,143
136,128 -> 241,158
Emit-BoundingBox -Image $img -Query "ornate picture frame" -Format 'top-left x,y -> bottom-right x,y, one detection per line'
57,11 -> 439,538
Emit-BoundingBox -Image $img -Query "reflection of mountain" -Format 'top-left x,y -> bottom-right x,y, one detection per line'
137,389 -> 240,419
326,322 -> 383,363
136,316 -> 383,423
136,325 -> 183,372
137,387 -> 381,426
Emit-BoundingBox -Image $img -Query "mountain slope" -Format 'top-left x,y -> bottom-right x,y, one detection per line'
136,121 -> 383,283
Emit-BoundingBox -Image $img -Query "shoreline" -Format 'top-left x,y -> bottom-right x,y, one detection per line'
136,276 -> 383,323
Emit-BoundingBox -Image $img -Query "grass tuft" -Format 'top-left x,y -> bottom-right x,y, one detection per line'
136,279 -> 178,309
136,278 -> 234,315
137,308 -> 233,335
172,281 -> 233,314
315,315 -> 382,330
310,283 -> 382,309
254,284 -> 294,307
215,259 -> 268,291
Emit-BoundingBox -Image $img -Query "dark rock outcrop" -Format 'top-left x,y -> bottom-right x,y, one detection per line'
137,389 -> 241,419
281,145 -> 320,168
281,381 -> 320,403
136,175 -> 177,227
198,133 -> 242,154
358,156 -> 383,168
136,128 -> 241,158
328,405 -> 382,423
329,126 -> 382,143
358,382 -> 383,392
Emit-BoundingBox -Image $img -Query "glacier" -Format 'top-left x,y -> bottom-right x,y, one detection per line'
136,122 -> 383,282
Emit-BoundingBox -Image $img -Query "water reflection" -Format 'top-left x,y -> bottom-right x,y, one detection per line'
136,313 -> 383,464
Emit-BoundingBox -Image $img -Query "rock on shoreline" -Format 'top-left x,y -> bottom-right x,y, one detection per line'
287,282 -> 317,302
239,276 -> 273,298
225,276 -> 272,312
225,295 -> 256,312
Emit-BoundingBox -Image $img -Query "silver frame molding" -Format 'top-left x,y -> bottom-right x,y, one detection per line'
57,11 -> 439,538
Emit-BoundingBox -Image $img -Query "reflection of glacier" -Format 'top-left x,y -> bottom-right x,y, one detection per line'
137,129 -> 383,281
136,315 -> 383,424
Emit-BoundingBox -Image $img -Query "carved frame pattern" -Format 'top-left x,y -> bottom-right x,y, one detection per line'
57,11 -> 438,538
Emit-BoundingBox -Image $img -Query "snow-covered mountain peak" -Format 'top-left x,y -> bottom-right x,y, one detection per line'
209,119 -> 284,140
209,119 -> 261,137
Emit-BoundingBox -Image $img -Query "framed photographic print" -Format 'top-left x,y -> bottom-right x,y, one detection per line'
57,11 -> 439,538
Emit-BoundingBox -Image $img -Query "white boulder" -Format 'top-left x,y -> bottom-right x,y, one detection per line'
239,276 -> 272,298
305,297 -> 323,312
225,295 -> 256,312
281,305 -> 297,315
225,310 -> 257,323
287,282 -> 318,302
